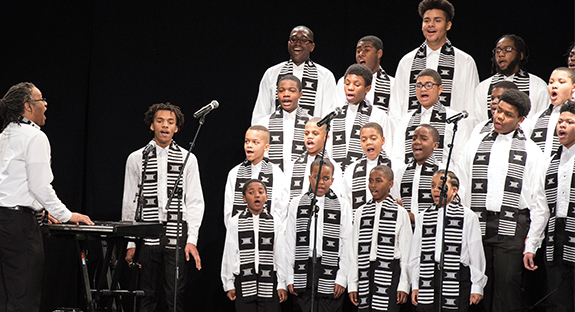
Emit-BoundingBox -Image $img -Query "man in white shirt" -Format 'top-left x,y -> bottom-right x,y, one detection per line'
475,34 -> 548,121
456,90 -> 549,312
122,103 -> 205,312
0,82 -> 93,311
388,0 -> 479,126
251,25 -> 337,124
335,35 -> 395,114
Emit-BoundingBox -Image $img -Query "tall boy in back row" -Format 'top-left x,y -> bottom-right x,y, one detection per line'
122,103 -> 204,312
389,0 -> 479,126
456,90 -> 549,312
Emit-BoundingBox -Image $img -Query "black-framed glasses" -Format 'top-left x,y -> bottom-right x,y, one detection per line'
33,98 -> 47,104
289,37 -> 313,45
415,82 -> 440,90
493,46 -> 515,55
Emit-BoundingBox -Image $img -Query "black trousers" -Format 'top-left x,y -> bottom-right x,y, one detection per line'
544,218 -> 574,312
138,232 -> 188,312
0,208 -> 43,312
293,258 -> 344,312
233,273 -> 281,312
480,210 -> 530,312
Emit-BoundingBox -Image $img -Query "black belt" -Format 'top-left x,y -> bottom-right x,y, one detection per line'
0,205 -> 36,215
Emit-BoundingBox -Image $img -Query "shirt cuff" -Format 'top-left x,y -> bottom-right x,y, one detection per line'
335,275 -> 347,288
347,282 -> 358,292
127,242 -> 136,249
224,280 -> 235,292
187,234 -> 198,245
523,238 -> 539,254
397,281 -> 410,294
471,284 -> 484,296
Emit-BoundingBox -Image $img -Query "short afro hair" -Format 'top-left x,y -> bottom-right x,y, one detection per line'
499,89 -> 531,118
344,64 -> 373,87
277,74 -> 302,91
416,68 -> 442,85
242,179 -> 267,196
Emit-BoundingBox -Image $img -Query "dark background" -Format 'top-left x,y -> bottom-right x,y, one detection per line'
0,1 -> 572,311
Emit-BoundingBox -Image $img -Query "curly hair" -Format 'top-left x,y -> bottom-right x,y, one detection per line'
0,82 -> 36,130
143,102 -> 184,129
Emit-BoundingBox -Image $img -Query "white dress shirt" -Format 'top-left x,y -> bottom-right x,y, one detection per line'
121,139 -> 205,245
283,194 -> 352,287
409,205 -> 487,295
223,160 -> 288,228
0,121 -> 73,222
221,213 -> 287,292
389,44 -> 479,127
347,200 -> 412,293
455,130 -> 550,253
251,60 -> 337,124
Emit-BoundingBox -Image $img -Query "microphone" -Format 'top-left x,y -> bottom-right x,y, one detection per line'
193,100 -> 219,118
317,107 -> 342,127
446,110 -> 469,124
142,144 -> 154,156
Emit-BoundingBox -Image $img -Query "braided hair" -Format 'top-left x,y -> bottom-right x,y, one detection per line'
0,82 -> 36,130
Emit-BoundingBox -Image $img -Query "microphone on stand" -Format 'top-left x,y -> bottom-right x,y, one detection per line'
317,107 -> 342,127
193,100 -> 219,118
446,110 -> 469,124
142,144 -> 154,156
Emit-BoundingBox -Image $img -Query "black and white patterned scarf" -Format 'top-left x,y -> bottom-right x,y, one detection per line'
332,101 -> 373,171
479,119 -> 493,134
268,106 -> 309,171
530,104 -> 561,156
471,129 -> 526,238
409,40 -> 455,111
403,102 -> 446,164
350,151 -> 392,211
372,68 -> 393,112
544,146 -> 575,264
289,150 -> 331,200
418,203 -> 464,310
278,59 -> 319,116
232,158 -> 275,218
486,69 -> 530,118
400,155 -> 438,214
293,190 -> 341,296
356,197 -> 398,310
141,141 -> 184,248
238,209 -> 275,301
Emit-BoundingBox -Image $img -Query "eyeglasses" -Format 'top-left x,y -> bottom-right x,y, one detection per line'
415,82 -> 440,90
310,176 -> 331,182
289,37 -> 314,45
493,46 -> 515,55
33,98 -> 47,104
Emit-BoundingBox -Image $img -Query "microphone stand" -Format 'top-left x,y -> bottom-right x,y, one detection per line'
134,149 -> 152,222
437,119 -> 461,311
307,121 -> 332,312
165,113 -> 208,312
